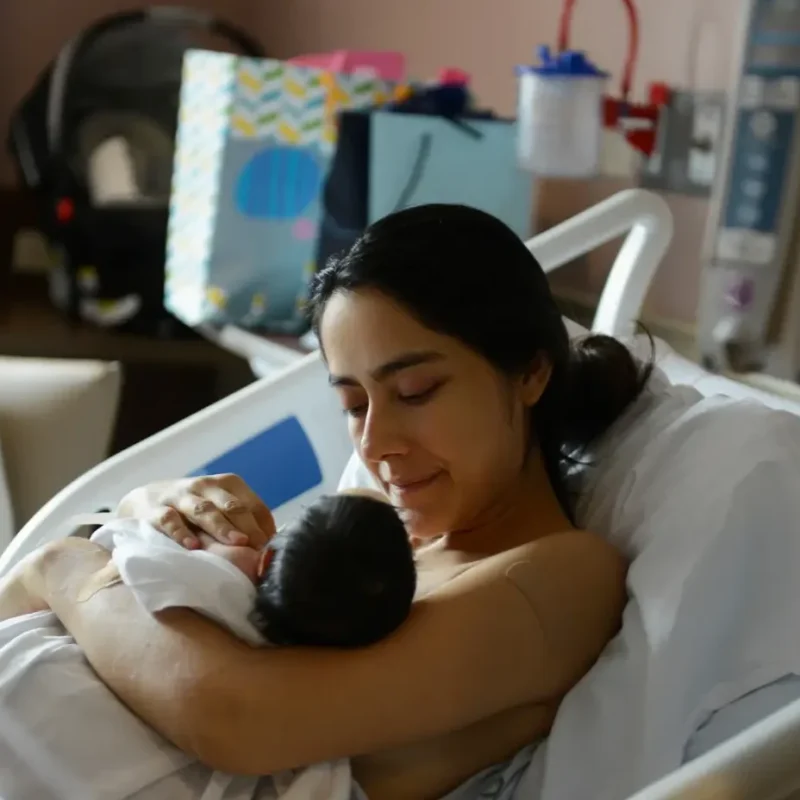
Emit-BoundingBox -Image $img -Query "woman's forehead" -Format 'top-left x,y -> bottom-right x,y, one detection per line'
321,288 -> 416,333
320,290 -> 453,368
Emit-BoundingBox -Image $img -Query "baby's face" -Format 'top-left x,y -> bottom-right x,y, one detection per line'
198,533 -> 261,583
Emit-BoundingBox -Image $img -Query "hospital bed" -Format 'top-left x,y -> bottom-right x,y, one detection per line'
2,188 -> 800,799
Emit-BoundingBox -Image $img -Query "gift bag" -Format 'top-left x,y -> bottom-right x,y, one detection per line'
370,112 -> 532,236
165,51 -> 395,333
317,109 -> 533,270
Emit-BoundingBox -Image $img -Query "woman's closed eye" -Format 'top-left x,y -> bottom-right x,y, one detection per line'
341,380 -> 446,417
344,402 -> 368,418
340,389 -> 368,417
398,380 -> 445,405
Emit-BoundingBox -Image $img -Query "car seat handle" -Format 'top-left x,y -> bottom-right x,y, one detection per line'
47,8 -> 265,156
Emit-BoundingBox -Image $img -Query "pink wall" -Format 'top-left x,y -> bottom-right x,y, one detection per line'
262,0 -> 741,325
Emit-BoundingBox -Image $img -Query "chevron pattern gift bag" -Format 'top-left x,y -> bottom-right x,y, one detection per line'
165,50 -> 394,333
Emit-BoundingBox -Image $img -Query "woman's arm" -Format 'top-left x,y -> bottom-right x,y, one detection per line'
0,553 -> 50,621
36,531 -> 625,775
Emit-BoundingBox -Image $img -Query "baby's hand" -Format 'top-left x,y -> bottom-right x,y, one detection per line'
196,532 -> 262,584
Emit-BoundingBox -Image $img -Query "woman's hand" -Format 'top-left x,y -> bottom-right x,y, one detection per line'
116,474 -> 276,550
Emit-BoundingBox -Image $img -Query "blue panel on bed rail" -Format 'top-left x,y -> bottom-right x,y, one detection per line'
188,416 -> 322,509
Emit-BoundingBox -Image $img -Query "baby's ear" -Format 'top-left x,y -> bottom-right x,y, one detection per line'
257,546 -> 276,580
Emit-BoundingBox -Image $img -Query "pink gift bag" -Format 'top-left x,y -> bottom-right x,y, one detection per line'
287,50 -> 406,82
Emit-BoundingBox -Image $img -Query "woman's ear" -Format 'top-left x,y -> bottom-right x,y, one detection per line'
520,355 -> 553,407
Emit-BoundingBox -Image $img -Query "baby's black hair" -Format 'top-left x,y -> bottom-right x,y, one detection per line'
250,494 -> 416,648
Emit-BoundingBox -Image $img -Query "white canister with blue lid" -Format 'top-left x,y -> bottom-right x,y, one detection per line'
516,46 -> 609,177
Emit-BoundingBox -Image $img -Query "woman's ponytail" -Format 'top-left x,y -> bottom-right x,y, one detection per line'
561,332 -> 653,453
531,329 -> 653,521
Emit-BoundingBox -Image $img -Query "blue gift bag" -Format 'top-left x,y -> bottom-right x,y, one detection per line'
368,112 -> 533,239
165,51 -> 395,334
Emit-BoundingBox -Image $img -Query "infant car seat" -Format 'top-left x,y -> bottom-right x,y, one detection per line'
7,7 -> 265,337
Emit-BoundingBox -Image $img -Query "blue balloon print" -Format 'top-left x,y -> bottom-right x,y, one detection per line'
235,146 -> 322,220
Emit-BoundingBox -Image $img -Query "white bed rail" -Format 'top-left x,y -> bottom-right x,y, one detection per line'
632,694 -> 800,799
530,188 -> 674,339
0,353 -> 350,577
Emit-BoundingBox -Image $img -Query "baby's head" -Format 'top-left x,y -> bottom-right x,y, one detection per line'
250,493 -> 416,647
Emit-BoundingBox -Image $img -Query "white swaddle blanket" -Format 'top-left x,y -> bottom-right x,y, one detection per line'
513,374 -> 800,799
0,518 -> 350,800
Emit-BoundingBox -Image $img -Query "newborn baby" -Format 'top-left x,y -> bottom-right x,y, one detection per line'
0,491 -> 415,800
249,492 -> 416,647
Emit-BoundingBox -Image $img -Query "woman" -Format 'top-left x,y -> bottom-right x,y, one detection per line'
20,205 -> 650,799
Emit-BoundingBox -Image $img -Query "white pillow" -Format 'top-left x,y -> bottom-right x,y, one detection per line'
531,375 -> 800,798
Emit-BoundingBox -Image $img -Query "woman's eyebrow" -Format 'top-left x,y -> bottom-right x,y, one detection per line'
329,350 -> 445,387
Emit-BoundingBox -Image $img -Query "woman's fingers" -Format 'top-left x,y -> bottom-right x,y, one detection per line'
199,485 -> 271,547
195,532 -> 218,550
250,503 -> 278,545
151,504 -> 201,549
168,492 -> 247,545
195,474 -> 276,547
119,474 -> 277,549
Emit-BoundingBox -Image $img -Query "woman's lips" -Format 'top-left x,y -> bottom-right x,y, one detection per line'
388,472 -> 442,499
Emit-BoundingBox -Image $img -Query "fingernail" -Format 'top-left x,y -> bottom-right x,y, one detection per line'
228,531 -> 249,545
183,537 -> 199,550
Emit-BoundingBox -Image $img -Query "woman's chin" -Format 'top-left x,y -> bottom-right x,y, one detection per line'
397,504 -> 452,540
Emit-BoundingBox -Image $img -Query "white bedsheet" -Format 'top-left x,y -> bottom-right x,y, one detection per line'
0,608 -> 217,800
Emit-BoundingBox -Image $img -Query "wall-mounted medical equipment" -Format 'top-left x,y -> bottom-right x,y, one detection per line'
698,0 -> 800,379
515,0 -> 668,178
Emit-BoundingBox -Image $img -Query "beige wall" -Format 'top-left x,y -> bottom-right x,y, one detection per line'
1,0 -> 742,324
263,0 -> 742,325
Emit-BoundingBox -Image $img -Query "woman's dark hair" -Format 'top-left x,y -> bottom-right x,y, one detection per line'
308,204 -> 653,521
251,494 -> 416,647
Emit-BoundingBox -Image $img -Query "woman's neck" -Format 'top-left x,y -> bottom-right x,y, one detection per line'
442,454 -> 573,556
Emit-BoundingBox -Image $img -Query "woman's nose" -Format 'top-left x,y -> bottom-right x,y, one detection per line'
360,404 -> 408,463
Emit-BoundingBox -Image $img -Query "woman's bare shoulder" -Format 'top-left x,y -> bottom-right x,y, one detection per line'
433,529 -> 626,597
430,530 -> 628,692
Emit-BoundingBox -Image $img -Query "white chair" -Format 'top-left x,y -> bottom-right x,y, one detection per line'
0,357 -> 121,549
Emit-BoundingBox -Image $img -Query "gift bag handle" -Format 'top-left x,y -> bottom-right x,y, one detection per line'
392,133 -> 433,212
391,118 -> 484,212
557,0 -> 639,100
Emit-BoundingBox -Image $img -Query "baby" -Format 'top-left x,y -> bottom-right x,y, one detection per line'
249,492 -> 417,647
0,491 -> 415,800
